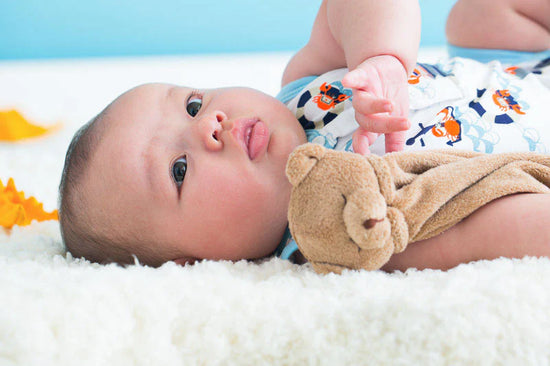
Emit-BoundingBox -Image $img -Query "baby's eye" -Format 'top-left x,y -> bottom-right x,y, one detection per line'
186,95 -> 202,117
172,156 -> 187,187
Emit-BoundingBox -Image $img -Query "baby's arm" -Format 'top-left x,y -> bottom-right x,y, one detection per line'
282,0 -> 420,84
382,193 -> 550,272
282,0 -> 421,154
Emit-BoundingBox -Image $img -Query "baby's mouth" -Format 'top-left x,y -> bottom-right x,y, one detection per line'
231,117 -> 269,160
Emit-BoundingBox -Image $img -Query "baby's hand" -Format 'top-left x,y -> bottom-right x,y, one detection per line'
342,55 -> 410,155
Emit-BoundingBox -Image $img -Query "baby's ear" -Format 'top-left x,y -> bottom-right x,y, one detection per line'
286,143 -> 327,187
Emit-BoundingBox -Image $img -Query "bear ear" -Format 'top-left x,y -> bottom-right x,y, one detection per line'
286,143 -> 327,187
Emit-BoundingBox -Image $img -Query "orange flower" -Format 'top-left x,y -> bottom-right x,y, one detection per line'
0,110 -> 59,141
0,178 -> 58,229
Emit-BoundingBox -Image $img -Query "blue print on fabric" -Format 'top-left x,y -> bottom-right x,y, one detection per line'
306,129 -> 337,149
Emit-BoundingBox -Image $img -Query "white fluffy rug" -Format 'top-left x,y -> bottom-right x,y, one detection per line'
1,51 -> 550,365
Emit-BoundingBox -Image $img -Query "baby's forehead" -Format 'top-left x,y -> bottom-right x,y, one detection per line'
105,84 -> 174,126
117,83 -> 174,106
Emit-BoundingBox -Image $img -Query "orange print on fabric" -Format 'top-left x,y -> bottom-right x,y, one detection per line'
312,82 -> 350,111
408,68 -> 423,84
431,107 -> 461,143
504,66 -> 519,75
492,90 -> 526,115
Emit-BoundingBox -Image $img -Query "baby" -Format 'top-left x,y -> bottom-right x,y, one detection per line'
59,0 -> 550,271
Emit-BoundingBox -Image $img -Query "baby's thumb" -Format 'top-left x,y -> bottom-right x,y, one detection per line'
343,68 -> 368,89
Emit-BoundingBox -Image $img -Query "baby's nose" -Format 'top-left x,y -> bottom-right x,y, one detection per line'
219,118 -> 233,132
200,111 -> 226,150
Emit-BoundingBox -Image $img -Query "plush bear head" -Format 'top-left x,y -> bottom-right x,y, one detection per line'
286,144 -> 406,274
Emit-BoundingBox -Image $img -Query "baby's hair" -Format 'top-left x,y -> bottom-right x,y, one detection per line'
58,109 -> 156,266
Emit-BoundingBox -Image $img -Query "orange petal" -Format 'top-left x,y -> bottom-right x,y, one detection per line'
0,201 -> 27,229
0,178 -> 58,229
0,109 -> 60,141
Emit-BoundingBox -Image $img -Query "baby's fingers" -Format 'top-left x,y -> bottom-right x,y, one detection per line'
352,128 -> 377,156
352,91 -> 393,115
355,113 -> 410,134
385,131 -> 407,153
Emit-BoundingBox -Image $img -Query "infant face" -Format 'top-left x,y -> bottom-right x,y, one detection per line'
85,83 -> 306,265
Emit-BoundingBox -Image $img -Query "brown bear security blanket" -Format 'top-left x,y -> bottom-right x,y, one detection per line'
286,143 -> 550,274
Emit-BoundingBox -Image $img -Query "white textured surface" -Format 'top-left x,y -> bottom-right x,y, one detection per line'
2,50 -> 550,365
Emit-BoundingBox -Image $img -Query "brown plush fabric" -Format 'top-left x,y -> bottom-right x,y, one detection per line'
286,144 -> 550,274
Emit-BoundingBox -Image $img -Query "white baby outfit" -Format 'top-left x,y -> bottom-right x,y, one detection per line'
277,56 -> 550,156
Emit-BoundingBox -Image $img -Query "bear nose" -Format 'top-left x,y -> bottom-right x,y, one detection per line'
363,218 -> 384,229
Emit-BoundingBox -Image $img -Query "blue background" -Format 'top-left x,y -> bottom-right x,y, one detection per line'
0,0 -> 456,60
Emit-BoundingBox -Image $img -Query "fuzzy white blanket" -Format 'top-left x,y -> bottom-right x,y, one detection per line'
1,51 -> 550,365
